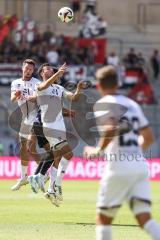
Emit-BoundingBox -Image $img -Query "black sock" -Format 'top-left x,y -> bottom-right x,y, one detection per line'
40,159 -> 54,175
39,150 -> 54,175
34,161 -> 43,174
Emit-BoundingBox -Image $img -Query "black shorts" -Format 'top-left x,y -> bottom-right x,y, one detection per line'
32,122 -> 49,148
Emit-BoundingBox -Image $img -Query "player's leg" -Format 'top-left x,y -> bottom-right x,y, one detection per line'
53,141 -> 73,201
96,170 -> 142,240
48,159 -> 59,194
44,158 -> 60,207
28,149 -> 54,193
136,213 -> 160,240
96,213 -> 113,240
55,144 -> 73,186
129,175 -> 160,240
11,137 -> 29,190
28,123 -> 53,192
95,173 -> 127,240
32,122 -> 50,174
19,137 -> 29,175
33,141 -> 51,176
27,132 -> 41,165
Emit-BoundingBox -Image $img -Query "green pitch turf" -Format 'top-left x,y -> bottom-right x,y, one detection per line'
0,181 -> 159,240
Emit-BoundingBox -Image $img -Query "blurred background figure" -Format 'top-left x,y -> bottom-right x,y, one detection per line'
9,143 -> 14,156
150,50 -> 160,80
85,0 -> 97,14
0,141 -> 4,156
123,48 -> 139,67
71,0 -> 81,22
46,45 -> 59,66
137,52 -> 145,66
43,25 -> 54,43
107,52 -> 120,68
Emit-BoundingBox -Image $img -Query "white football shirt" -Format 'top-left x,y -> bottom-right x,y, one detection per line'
11,77 -> 40,124
94,95 -> 149,174
36,84 -> 66,131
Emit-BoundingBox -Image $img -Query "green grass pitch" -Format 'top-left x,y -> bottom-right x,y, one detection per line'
0,180 -> 159,240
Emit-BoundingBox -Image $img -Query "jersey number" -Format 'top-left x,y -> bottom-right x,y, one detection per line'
119,116 -> 139,147
52,88 -> 58,96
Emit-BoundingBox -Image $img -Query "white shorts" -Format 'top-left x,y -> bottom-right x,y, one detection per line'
19,119 -> 34,139
43,125 -> 67,149
97,171 -> 151,210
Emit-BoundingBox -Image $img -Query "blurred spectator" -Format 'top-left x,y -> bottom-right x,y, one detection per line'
108,52 -> 119,67
137,52 -> 145,66
87,42 -> 98,64
9,143 -> 14,156
80,11 -> 107,38
71,0 -> 81,22
43,25 -> 53,43
46,45 -> 59,65
0,141 -> 4,155
98,17 -> 107,35
150,50 -> 160,80
85,0 -> 97,14
129,68 -> 155,104
123,48 -> 139,67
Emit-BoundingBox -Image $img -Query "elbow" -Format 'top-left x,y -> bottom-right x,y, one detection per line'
72,97 -> 78,102
72,95 -> 81,102
11,97 -> 15,102
143,134 -> 154,149
102,126 -> 118,138
37,86 -> 43,91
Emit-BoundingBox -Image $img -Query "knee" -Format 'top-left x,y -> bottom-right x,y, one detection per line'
27,141 -> 37,154
130,198 -> 152,228
67,151 -> 73,160
136,212 -> 152,228
64,149 -> 73,160
44,150 -> 54,161
53,158 -> 60,168
20,143 -> 27,152
96,213 -> 113,225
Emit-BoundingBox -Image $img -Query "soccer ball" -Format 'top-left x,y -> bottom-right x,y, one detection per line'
58,7 -> 74,23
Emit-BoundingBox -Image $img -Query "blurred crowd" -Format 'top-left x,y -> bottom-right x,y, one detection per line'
105,48 -> 159,105
107,47 -> 160,81
0,0 -> 108,64
0,28 -> 98,65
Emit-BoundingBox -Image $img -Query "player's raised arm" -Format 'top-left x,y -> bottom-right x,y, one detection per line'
37,63 -> 67,91
64,81 -> 86,101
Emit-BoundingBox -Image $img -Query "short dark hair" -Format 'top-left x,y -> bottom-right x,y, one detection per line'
96,65 -> 118,89
38,63 -> 58,79
23,58 -> 36,67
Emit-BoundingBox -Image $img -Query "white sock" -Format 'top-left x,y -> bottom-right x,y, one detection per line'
21,165 -> 27,178
144,219 -> 160,240
48,167 -> 57,193
96,225 -> 112,240
55,157 -> 69,186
